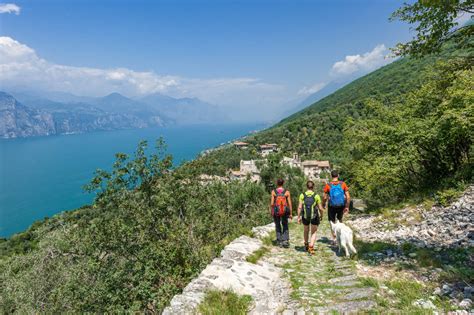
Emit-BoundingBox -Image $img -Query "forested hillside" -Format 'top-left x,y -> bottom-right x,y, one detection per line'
194,39 -> 473,207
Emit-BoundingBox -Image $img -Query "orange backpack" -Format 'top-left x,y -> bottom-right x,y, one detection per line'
273,189 -> 288,217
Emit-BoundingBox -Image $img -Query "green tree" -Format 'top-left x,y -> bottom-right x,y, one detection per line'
391,0 -> 473,57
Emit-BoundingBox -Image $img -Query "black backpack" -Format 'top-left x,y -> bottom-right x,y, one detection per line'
303,192 -> 318,220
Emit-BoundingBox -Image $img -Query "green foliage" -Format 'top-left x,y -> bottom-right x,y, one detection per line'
0,140 -> 269,313
434,185 -> 466,206
198,290 -> 253,315
188,145 -> 260,176
344,61 -> 472,206
390,0 -> 473,58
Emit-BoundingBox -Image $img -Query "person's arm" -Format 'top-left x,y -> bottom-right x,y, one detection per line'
322,184 -> 329,208
322,191 -> 328,209
286,191 -> 293,219
344,190 -> 351,213
318,198 -> 324,217
269,191 -> 275,216
297,197 -> 303,224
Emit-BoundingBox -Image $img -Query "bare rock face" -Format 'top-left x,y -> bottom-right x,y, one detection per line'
0,92 -> 56,138
349,186 -> 474,249
162,223 -> 293,315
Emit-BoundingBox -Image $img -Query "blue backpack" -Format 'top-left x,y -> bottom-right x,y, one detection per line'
329,182 -> 345,207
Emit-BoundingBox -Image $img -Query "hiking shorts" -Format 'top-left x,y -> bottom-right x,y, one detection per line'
302,216 -> 320,226
328,206 -> 344,223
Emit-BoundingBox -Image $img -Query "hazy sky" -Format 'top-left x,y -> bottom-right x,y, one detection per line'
0,0 -> 414,121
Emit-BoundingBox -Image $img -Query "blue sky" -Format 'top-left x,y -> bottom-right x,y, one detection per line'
0,0 -> 413,120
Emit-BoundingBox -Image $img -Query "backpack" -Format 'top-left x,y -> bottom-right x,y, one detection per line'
303,192 -> 318,220
329,182 -> 345,207
273,189 -> 288,217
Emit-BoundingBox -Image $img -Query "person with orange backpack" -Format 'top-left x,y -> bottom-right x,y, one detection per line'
270,178 -> 293,248
322,170 -> 350,243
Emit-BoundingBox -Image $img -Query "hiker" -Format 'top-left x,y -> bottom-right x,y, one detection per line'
297,180 -> 324,255
270,178 -> 293,248
322,170 -> 350,243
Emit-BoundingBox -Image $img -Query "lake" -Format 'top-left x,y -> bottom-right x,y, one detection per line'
0,124 -> 261,237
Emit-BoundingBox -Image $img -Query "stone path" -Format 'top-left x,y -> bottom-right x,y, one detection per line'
262,219 -> 378,314
163,219 -> 379,314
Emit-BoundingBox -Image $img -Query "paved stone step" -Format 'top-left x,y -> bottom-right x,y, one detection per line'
312,299 -> 377,313
328,274 -> 358,284
344,287 -> 376,301
333,280 -> 362,287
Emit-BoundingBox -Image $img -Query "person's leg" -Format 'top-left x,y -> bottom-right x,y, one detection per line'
274,215 -> 282,245
309,217 -> 320,248
282,215 -> 289,247
336,207 -> 344,222
328,207 -> 336,242
303,219 -> 309,245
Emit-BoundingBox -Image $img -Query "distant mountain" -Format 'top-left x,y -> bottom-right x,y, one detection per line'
0,92 -> 165,139
140,93 -> 230,125
1,90 -> 234,138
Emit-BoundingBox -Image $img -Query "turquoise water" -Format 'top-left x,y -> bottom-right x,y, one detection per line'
0,124 -> 260,237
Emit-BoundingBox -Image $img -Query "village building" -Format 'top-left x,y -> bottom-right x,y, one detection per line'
301,160 -> 331,180
259,143 -> 278,156
228,159 -> 261,183
282,153 -> 301,168
233,141 -> 249,149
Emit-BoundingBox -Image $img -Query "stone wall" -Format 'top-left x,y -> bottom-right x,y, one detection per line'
162,223 -> 292,315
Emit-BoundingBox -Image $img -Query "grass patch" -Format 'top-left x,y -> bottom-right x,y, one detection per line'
359,277 -> 380,289
385,279 -> 425,310
246,246 -> 270,264
198,290 -> 252,315
246,233 -> 274,264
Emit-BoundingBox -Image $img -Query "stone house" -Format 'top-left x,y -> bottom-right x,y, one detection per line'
282,153 -> 302,169
228,159 -> 261,183
233,141 -> 249,149
301,160 -> 331,180
259,143 -> 278,156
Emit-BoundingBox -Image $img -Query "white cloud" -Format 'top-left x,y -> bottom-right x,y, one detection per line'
330,44 -> 390,77
0,36 -> 288,111
0,3 -> 20,14
297,82 -> 326,96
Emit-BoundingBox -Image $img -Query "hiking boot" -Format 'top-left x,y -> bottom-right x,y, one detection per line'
308,245 -> 315,255
304,242 -> 309,252
282,241 -> 290,248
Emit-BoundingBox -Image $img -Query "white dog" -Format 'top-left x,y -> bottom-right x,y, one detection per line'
330,219 -> 357,257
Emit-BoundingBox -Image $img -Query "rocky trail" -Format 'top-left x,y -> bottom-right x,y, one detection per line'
165,221 -> 380,314
264,221 -> 378,314
164,187 -> 473,314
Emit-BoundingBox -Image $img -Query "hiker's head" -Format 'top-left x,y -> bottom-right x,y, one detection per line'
306,180 -> 314,189
331,170 -> 339,179
276,178 -> 284,187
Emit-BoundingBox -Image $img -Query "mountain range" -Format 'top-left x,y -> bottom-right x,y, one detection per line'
0,91 -> 230,139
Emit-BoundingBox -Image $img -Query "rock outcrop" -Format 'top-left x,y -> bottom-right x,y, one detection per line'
349,186 -> 474,249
